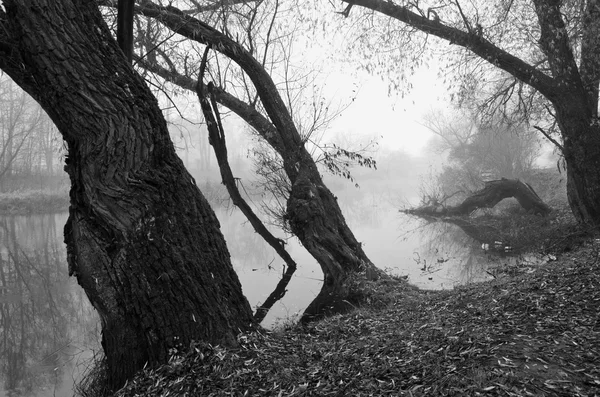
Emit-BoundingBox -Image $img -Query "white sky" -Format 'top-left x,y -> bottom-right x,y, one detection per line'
318,64 -> 450,157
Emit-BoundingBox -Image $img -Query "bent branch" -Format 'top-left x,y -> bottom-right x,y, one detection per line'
196,49 -> 297,324
340,0 -> 558,99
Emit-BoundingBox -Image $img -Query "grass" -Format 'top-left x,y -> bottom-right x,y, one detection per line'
106,222 -> 600,396
0,189 -> 69,215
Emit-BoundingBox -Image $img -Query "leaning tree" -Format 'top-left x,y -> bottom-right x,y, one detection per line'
99,0 -> 388,322
0,0 -> 256,391
332,0 -> 600,226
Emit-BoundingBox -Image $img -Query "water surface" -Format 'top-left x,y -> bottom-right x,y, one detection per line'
0,200 -> 511,395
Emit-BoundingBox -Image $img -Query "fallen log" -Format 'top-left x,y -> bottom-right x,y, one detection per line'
405,178 -> 552,217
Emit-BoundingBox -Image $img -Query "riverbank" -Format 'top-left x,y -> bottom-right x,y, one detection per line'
105,223 -> 599,396
0,190 -> 69,215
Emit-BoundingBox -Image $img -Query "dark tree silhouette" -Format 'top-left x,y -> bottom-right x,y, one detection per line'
0,1 -> 254,391
115,2 -> 389,322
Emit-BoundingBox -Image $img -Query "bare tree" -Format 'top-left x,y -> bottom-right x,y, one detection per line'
424,108 -> 541,197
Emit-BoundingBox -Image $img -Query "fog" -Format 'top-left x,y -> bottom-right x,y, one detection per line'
0,72 -> 533,396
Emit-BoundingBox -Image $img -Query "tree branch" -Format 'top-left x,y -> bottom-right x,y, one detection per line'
340,0 -> 559,99
134,55 -> 285,154
532,0 -> 586,96
196,47 -> 297,324
99,0 -> 256,15
533,125 -> 564,152
117,0 -> 135,63
132,1 -> 303,160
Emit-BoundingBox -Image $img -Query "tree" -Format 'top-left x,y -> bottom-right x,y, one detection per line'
424,108 -> 542,196
0,1 -> 255,391
103,1 -> 387,322
0,74 -> 47,189
334,0 -> 600,226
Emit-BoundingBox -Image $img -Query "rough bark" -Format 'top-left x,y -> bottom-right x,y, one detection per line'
288,164 -> 384,323
405,179 -> 551,217
342,0 -> 600,227
122,3 -> 389,321
0,1 -> 254,391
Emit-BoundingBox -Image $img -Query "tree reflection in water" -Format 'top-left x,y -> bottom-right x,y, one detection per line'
409,218 -> 494,287
0,214 -> 99,397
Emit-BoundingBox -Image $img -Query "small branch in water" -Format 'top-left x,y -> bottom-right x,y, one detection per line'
195,48 -> 297,324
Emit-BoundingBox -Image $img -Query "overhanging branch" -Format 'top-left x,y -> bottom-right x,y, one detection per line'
340,0 -> 559,99
133,1 -> 302,157
134,55 -> 285,154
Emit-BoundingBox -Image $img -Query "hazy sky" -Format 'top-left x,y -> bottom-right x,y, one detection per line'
319,63 -> 449,157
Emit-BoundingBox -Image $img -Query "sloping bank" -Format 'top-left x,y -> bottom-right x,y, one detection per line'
109,237 -> 600,396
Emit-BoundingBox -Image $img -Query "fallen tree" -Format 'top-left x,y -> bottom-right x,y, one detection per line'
405,178 -> 552,217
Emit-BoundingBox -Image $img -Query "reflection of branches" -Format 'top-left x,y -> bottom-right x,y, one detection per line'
253,262 -> 296,323
0,216 -> 98,394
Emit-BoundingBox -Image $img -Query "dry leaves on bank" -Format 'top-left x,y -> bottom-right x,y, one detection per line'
115,240 -> 600,397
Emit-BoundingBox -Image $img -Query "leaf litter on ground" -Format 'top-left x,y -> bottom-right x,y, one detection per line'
114,237 -> 600,397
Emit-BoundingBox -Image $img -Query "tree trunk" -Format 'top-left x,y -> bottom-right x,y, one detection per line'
405,178 -> 551,217
0,1 -> 254,391
126,5 -> 389,322
288,156 -> 385,323
556,108 -> 600,226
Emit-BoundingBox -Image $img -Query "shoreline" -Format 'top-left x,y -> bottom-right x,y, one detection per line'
0,190 -> 69,216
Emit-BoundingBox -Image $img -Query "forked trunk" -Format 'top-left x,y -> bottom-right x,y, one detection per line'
129,12 -> 390,321
0,1 -> 254,391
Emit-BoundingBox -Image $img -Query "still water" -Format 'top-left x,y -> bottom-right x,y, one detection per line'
0,199 -> 511,396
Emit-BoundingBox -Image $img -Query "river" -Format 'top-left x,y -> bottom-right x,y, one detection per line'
0,199 -> 510,396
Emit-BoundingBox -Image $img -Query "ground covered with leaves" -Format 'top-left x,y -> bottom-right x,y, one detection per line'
112,230 -> 600,396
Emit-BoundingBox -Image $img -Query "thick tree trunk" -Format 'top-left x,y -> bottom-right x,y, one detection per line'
125,5 -> 389,321
0,1 -> 254,391
556,109 -> 600,226
405,178 -> 551,217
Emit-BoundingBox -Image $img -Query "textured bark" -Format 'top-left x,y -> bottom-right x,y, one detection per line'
122,4 -> 389,321
562,123 -> 600,224
405,179 -> 551,217
0,1 -> 254,391
287,160 -> 386,323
